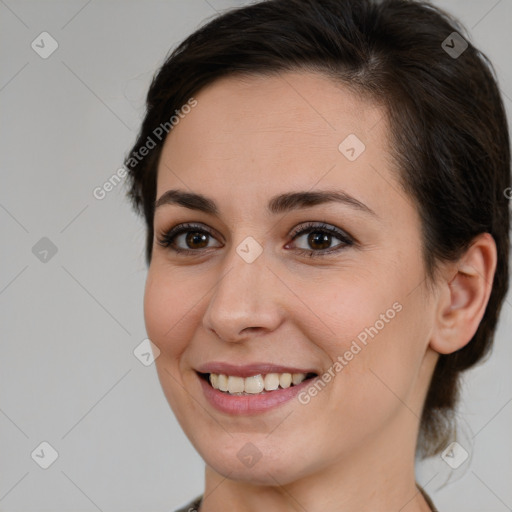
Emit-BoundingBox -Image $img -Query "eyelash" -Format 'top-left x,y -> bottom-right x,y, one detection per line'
156,221 -> 354,258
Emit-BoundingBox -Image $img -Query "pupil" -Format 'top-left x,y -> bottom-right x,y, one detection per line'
309,232 -> 331,250
187,232 -> 208,249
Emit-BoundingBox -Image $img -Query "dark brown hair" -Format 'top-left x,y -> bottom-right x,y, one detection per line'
124,0 -> 511,457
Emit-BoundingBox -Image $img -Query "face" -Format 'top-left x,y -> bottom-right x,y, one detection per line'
145,71 -> 438,485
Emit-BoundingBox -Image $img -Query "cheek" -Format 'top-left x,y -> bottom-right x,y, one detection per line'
293,266 -> 404,354
327,294 -> 430,427
143,266 -> 196,360
143,266 -> 203,425
294,263 -> 430,418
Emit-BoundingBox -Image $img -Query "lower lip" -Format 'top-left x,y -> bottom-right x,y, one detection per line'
198,374 -> 317,415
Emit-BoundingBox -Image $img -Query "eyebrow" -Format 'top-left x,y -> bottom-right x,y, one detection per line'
154,189 -> 376,217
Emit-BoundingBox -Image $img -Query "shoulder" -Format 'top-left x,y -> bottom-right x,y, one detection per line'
172,495 -> 203,512
418,485 -> 439,512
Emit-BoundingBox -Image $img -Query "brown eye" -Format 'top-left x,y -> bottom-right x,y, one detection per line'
305,231 -> 333,251
157,223 -> 222,254
183,231 -> 209,250
288,222 -> 354,257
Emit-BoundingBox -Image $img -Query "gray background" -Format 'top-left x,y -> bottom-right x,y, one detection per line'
1,1 -> 511,510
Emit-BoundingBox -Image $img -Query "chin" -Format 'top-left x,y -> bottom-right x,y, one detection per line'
198,435 -> 317,486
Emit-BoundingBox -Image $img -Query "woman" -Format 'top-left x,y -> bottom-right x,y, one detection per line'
124,0 -> 510,510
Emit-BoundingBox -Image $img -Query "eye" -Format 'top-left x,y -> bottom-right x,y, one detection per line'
156,221 -> 354,258
286,221 -> 354,258
156,223 -> 221,255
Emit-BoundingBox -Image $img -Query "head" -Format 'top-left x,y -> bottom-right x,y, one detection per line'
125,0 -> 510,482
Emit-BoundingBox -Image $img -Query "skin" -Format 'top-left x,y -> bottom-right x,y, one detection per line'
144,71 -> 497,512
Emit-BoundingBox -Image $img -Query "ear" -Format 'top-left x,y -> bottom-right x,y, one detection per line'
429,233 -> 497,355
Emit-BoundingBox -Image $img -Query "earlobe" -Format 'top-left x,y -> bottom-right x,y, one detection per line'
429,233 -> 497,355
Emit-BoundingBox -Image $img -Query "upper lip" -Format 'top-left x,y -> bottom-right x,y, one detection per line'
196,362 -> 318,378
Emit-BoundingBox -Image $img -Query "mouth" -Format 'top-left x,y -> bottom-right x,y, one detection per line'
197,371 -> 318,395
195,362 -> 321,414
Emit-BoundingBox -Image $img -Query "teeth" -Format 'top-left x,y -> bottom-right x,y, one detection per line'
245,375 -> 264,394
209,374 -> 218,388
279,373 -> 292,388
217,374 -> 228,392
264,373 -> 280,391
207,372 -> 311,394
227,376 -> 245,394
292,373 -> 306,385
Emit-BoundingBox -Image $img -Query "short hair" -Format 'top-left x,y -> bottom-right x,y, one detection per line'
124,0 -> 511,457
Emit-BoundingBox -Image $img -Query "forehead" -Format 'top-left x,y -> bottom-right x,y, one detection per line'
156,71 -> 395,214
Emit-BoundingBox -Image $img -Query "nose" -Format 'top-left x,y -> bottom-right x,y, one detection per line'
201,245 -> 284,343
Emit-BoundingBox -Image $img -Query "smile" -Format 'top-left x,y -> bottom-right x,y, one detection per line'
196,366 -> 319,415
206,372 -> 316,394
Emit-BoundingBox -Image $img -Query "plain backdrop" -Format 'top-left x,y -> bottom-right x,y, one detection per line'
1,1 -> 511,511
